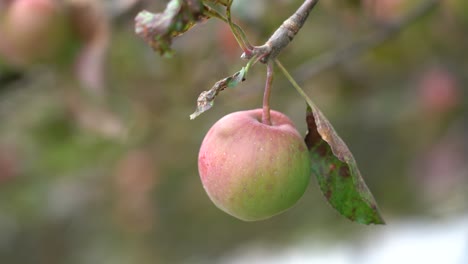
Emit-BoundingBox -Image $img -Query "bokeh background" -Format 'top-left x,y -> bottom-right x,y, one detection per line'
1,0 -> 467,263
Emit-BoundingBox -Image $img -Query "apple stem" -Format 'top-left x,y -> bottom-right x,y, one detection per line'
262,62 -> 274,125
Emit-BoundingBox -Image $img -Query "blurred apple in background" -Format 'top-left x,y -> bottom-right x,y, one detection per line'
363,0 -> 405,24
217,23 -> 241,61
114,149 -> 158,233
0,0 -> 111,94
0,144 -> 19,184
418,66 -> 460,115
0,0 -> 72,68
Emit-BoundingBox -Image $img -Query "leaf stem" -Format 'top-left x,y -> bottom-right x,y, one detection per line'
262,62 -> 274,125
245,55 -> 257,73
203,2 -> 253,54
243,0 -> 319,63
275,59 -> 316,108
226,0 -> 253,54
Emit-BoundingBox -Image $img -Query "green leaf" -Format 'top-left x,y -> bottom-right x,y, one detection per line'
275,59 -> 385,224
227,67 -> 246,88
274,59 -> 383,224
134,0 -> 207,56
305,105 -> 385,225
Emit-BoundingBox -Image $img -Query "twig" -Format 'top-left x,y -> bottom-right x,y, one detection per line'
243,0 -> 320,63
207,0 -> 253,53
293,0 -> 439,83
190,0 -> 320,118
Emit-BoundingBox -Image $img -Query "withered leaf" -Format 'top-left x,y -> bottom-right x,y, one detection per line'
305,105 -> 385,225
190,67 -> 246,120
134,0 -> 207,56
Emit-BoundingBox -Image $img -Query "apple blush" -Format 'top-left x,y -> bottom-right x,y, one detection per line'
198,109 -> 311,221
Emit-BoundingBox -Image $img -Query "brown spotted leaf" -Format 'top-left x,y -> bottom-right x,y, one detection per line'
305,105 -> 385,225
134,0 -> 207,56
190,67 -> 247,120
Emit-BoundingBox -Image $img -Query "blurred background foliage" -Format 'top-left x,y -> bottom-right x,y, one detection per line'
0,0 -> 467,263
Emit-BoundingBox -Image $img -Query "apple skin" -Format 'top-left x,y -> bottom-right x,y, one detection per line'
198,109 -> 311,221
0,0 -> 70,67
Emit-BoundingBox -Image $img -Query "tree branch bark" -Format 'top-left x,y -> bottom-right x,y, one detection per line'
242,0 -> 319,63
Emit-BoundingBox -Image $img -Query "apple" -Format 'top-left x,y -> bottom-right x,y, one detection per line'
0,0 -> 70,67
362,0 -> 405,23
198,109 -> 311,221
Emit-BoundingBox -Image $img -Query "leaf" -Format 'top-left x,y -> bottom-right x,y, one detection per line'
227,67 -> 246,88
305,105 -> 385,225
190,67 -> 246,120
134,0 -> 207,56
274,59 -> 383,224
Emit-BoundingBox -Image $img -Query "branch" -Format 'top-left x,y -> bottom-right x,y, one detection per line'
292,0 -> 439,83
243,0 -> 319,63
190,0 -> 320,119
